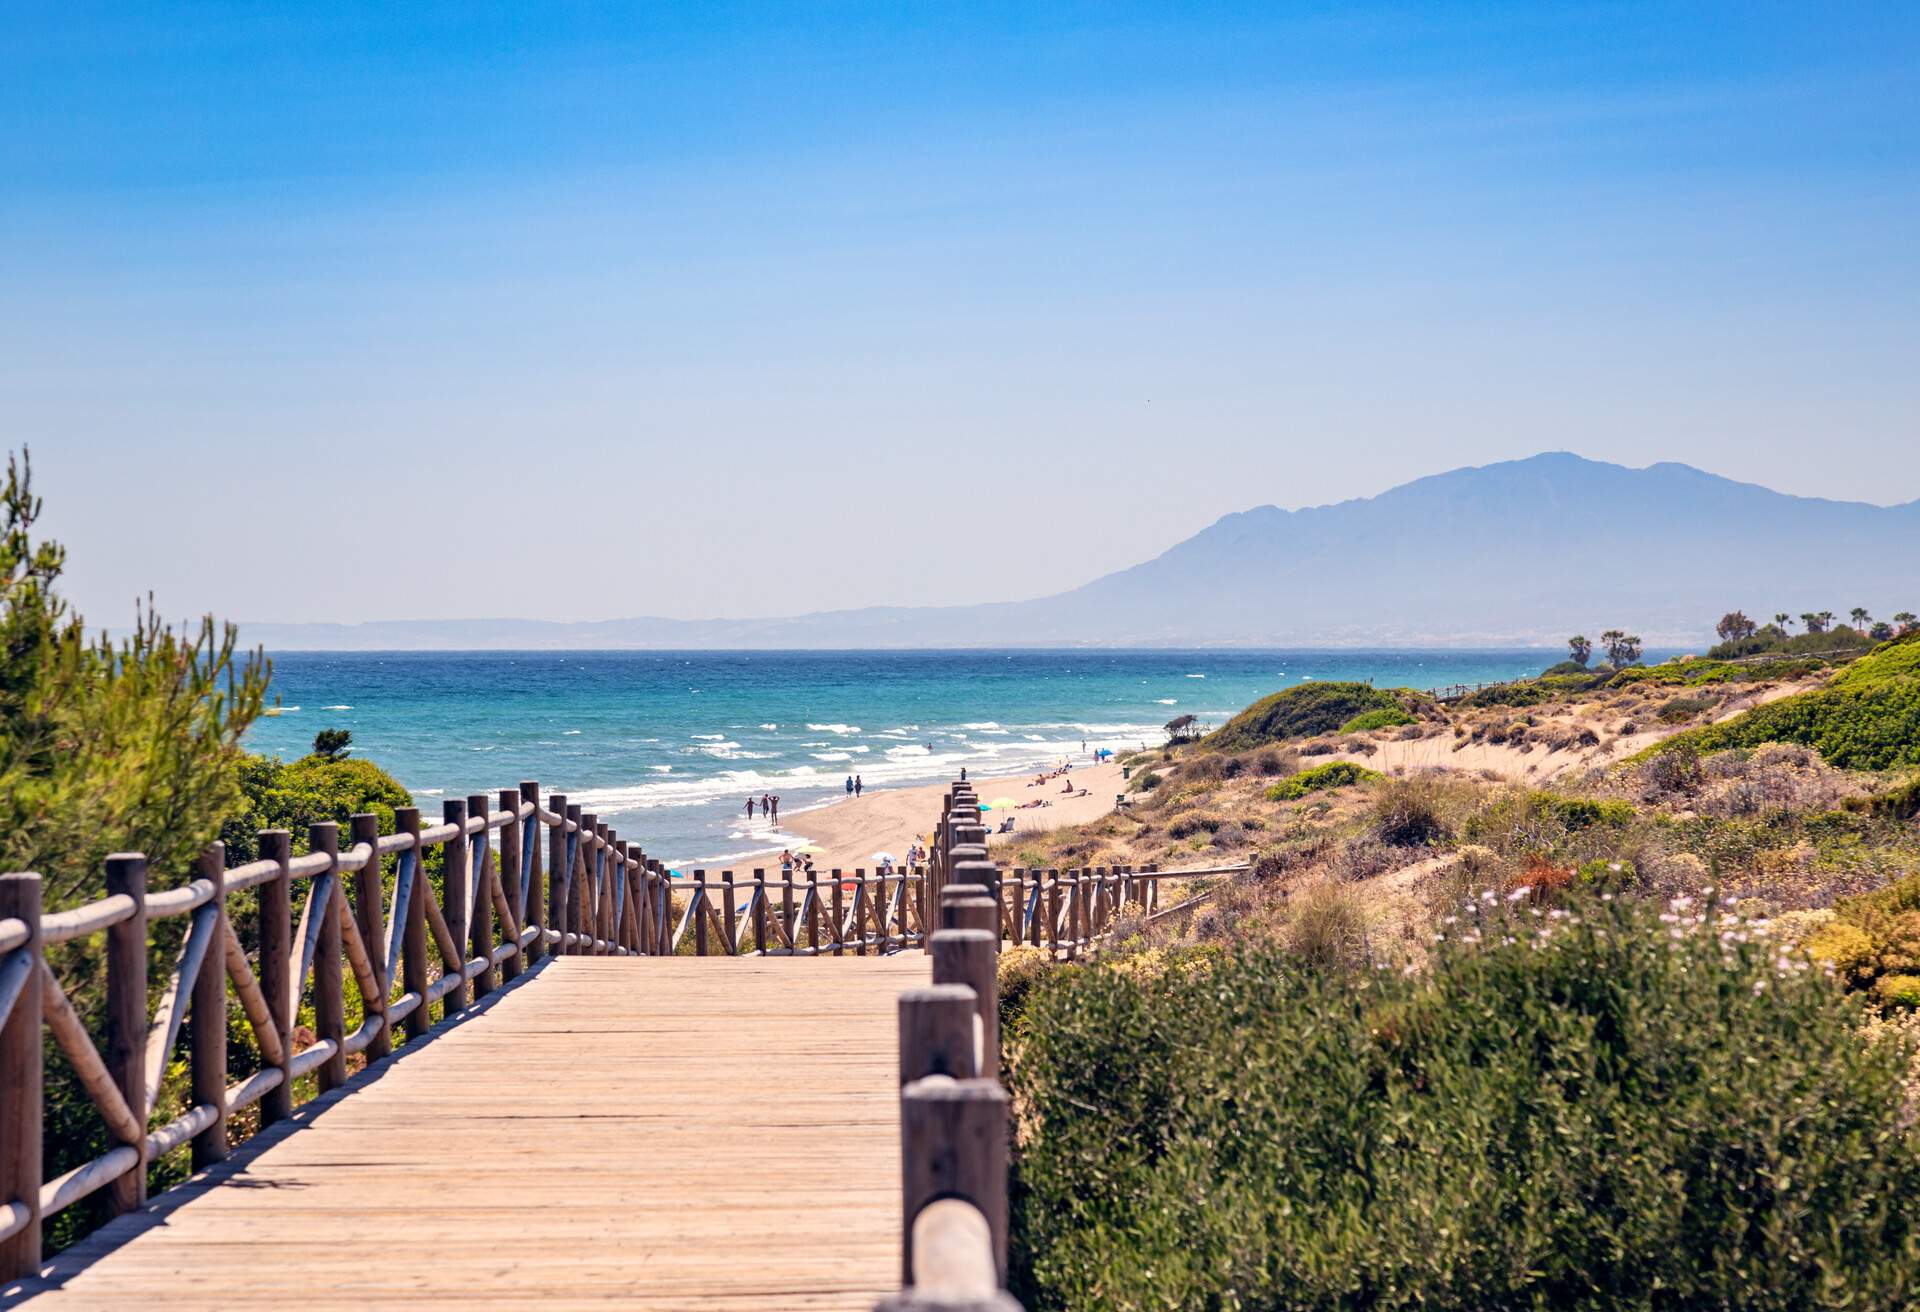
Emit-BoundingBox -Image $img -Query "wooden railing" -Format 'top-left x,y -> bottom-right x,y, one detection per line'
671,867 -> 925,956
879,783 -> 1254,1309
0,778 -> 926,1280
880,777 -> 1020,1312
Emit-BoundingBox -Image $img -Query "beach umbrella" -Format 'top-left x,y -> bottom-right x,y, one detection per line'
989,797 -> 1018,809
871,851 -> 896,863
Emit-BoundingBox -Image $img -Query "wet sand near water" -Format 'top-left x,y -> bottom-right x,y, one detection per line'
774,762 -> 1129,871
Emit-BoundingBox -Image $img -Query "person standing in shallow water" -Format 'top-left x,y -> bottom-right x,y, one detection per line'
745,796 -> 756,820
854,775 -> 863,797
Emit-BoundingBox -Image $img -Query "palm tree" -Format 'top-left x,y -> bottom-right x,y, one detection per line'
1774,612 -> 1791,631
1819,610 -> 1836,634
1801,612 -> 1826,635
1567,635 -> 1592,666
1896,611 -> 1918,634
1600,629 -> 1641,667
1850,607 -> 1872,630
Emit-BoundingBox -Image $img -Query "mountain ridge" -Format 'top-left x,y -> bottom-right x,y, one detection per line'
240,453 -> 1920,650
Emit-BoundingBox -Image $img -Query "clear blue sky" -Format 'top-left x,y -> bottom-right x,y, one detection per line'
5,2 -> 1917,626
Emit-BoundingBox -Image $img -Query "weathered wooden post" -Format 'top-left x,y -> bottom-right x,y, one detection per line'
941,887 -> 999,938
613,841 -> 632,952
564,803 -> 585,954
577,813 -> 598,955
395,809 -> 429,1041
636,846 -> 654,956
931,928 -> 998,1081
259,830 -> 295,1118
753,869 -> 769,955
658,860 -> 675,955
853,869 -> 869,957
309,823 -> 349,1093
694,872 -> 709,956
899,984 -> 979,1085
546,793 -> 569,957
591,820 -> 610,954
0,871 -> 44,1278
520,781 -> 544,965
807,869 -> 821,953
104,852 -> 148,1216
190,843 -> 230,1165
831,871 -> 846,957
441,800 -> 469,1008
897,1078 -> 1011,1292
499,788 -> 524,981
348,814 -> 391,1059
723,871 -> 738,953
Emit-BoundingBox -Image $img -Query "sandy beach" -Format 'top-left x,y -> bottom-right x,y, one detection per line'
775,761 -> 1130,871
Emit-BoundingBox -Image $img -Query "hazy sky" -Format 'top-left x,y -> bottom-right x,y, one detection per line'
5,2 -> 1917,628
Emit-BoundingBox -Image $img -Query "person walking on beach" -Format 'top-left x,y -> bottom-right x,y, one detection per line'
745,796 -> 756,820
854,775 -> 863,797
846,775 -> 855,796
761,792 -> 771,818
770,795 -> 780,822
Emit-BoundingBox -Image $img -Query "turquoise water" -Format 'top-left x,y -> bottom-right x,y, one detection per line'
244,649 -> 1564,865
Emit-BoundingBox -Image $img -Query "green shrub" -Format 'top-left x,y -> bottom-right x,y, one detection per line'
219,752 -> 415,864
1831,628 -> 1920,690
1657,694 -> 1714,723
1008,895 -> 1920,1310
1265,760 -> 1380,801
1575,856 -> 1635,889
1875,974 -> 1920,1009
1337,706 -> 1415,734
1370,776 -> 1450,846
1846,774 -> 1920,821
1538,793 -> 1634,830
1805,920 -> 1875,979
1166,812 -> 1224,840
1208,682 -> 1404,751
1682,682 -> 1920,771
997,946 -> 1059,1042
1707,626 -> 1874,660
1665,631 -> 1920,771
1131,770 -> 1161,792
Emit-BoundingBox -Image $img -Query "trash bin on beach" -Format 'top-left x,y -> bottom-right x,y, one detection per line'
1122,765 -> 1131,781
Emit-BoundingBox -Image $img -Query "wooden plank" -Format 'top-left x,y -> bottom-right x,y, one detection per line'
21,955 -> 928,1308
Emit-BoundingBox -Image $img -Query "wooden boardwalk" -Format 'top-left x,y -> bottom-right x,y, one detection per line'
9,955 -> 928,1310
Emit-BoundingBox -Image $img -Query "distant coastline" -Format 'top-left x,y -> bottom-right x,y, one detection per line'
242,648 -> 1577,866
231,453 -> 1919,653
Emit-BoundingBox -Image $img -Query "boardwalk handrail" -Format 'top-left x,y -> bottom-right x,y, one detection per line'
879,786 -> 1252,1308
674,867 -> 925,957
880,777 -> 1021,1312
0,777 -> 929,1280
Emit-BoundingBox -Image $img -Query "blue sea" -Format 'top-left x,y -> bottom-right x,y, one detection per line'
244,650 -> 1563,865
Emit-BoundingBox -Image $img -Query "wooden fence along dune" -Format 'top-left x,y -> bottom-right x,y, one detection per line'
0,773 -> 1245,1308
